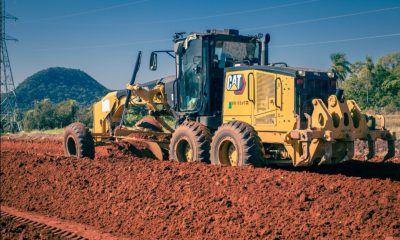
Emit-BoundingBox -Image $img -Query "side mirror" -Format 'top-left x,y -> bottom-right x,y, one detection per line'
149,52 -> 158,71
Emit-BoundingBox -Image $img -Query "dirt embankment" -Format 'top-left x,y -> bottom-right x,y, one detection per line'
1,138 -> 399,239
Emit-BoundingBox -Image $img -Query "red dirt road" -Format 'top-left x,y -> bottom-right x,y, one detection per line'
1,138 -> 399,239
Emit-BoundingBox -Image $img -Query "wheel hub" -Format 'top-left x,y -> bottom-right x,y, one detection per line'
218,137 -> 238,166
184,143 -> 193,162
228,143 -> 238,166
176,137 -> 193,162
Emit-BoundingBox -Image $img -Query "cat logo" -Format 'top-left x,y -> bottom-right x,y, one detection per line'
226,74 -> 246,95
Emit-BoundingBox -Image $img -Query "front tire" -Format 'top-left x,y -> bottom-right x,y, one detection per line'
210,121 -> 263,167
169,121 -> 211,163
63,122 -> 95,159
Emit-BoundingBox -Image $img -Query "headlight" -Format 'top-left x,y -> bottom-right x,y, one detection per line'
297,70 -> 306,77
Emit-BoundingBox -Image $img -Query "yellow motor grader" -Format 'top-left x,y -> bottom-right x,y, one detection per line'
64,29 -> 395,166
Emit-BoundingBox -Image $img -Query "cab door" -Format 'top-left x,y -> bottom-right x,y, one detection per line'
178,39 -> 205,112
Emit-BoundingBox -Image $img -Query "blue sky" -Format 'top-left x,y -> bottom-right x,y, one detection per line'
5,0 -> 400,89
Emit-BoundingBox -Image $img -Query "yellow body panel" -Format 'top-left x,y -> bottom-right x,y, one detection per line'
223,70 -> 253,117
223,70 -> 297,136
93,91 -> 121,136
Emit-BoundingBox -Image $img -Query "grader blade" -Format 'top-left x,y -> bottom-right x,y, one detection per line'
118,138 -> 165,160
117,136 -> 166,161
113,121 -> 171,161
144,141 -> 164,161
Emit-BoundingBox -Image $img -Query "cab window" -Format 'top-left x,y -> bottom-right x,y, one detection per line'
179,39 -> 204,112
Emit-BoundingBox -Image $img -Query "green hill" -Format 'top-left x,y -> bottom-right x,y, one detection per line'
15,67 -> 109,109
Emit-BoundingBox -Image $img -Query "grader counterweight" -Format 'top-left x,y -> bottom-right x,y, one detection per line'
63,29 -> 396,167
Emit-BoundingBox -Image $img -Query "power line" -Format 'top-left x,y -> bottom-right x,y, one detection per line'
271,33 -> 400,48
18,0 -> 318,26
30,3 -> 400,52
143,0 -> 320,24
241,6 -> 400,32
20,0 -> 150,23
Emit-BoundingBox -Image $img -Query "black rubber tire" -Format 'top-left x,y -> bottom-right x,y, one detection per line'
210,121 -> 264,167
169,121 -> 211,163
63,122 -> 95,159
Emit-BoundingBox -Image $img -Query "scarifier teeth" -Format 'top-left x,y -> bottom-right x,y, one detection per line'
383,139 -> 395,162
341,141 -> 354,163
299,141 -> 310,163
364,140 -> 375,161
319,142 -> 332,165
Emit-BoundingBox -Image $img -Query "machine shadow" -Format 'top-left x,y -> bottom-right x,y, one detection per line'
270,160 -> 400,182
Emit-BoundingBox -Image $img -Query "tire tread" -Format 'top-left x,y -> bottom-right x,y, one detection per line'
210,121 -> 263,166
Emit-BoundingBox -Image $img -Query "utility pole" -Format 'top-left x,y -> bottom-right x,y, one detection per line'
1,0 -> 20,132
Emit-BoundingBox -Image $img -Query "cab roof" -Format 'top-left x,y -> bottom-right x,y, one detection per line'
173,29 -> 258,43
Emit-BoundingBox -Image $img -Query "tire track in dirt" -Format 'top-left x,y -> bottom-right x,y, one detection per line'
1,206 -> 126,240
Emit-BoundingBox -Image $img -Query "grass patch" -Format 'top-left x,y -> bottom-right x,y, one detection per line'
18,128 -> 64,135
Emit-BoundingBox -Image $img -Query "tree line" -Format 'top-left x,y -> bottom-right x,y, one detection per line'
331,52 -> 400,111
21,99 -> 93,130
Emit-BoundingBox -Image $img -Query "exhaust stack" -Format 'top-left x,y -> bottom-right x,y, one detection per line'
261,34 -> 271,66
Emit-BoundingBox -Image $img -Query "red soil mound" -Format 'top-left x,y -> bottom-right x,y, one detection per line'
1,139 -> 399,239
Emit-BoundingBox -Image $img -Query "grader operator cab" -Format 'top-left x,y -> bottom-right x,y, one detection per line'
64,29 -> 395,167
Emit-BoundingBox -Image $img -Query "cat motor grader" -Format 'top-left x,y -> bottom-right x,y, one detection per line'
63,29 -> 395,166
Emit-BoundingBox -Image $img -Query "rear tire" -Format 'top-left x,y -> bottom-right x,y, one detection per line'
63,122 -> 95,159
210,121 -> 263,167
169,121 -> 211,163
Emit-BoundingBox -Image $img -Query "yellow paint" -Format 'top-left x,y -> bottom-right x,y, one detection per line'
223,70 -> 296,132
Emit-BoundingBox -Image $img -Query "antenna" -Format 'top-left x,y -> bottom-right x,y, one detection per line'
1,0 -> 21,132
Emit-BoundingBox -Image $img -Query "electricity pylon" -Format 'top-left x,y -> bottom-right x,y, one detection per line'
1,0 -> 20,132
